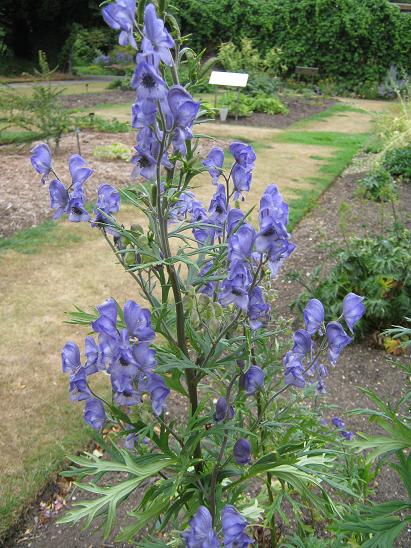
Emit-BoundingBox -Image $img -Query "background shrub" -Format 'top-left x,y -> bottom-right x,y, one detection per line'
175,0 -> 411,87
293,227 -> 411,333
383,144 -> 411,181
357,168 -> 397,202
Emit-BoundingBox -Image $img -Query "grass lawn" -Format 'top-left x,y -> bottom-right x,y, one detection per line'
0,99 -> 386,540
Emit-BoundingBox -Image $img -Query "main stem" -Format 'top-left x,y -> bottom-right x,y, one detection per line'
155,127 -> 202,464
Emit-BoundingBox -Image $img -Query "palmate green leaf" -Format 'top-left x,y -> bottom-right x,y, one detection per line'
58,452 -> 174,538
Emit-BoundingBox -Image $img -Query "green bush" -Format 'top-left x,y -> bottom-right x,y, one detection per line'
218,38 -> 287,77
175,0 -> 411,87
357,168 -> 397,202
220,92 -> 287,117
383,144 -> 411,181
106,76 -> 133,91
93,142 -> 131,161
250,94 -> 288,115
72,27 -> 114,65
73,114 -> 129,133
245,74 -> 282,96
293,226 -> 411,334
220,93 -> 254,118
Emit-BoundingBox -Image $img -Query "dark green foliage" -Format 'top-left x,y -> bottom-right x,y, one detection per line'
221,92 -> 287,117
383,144 -> 411,181
73,114 -> 129,133
245,74 -> 282,97
293,227 -> 411,333
357,168 -> 397,202
175,0 -> 411,87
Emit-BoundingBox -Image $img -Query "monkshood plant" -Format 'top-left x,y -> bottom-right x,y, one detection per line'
30,1 -> 366,545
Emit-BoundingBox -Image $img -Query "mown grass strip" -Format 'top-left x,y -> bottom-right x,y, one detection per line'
273,131 -> 370,229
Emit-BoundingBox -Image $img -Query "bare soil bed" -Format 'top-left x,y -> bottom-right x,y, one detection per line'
8,162 -> 411,547
60,90 -> 336,129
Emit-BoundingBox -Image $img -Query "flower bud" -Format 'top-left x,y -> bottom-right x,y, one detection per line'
130,223 -> 144,235
233,438 -> 251,465
191,310 -> 200,328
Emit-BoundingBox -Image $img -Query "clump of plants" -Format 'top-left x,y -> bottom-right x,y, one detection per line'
73,114 -> 129,133
27,2 -> 388,546
221,92 -> 287,118
292,226 -> 411,335
0,51 -> 72,150
357,167 -> 397,202
382,143 -> 411,182
93,142 -> 132,161
218,38 -> 286,77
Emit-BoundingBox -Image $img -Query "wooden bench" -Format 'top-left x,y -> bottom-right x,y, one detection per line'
295,66 -> 319,82
390,2 -> 411,11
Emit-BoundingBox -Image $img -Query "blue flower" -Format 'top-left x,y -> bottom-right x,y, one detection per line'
62,341 -> 81,373
30,143 -> 52,183
102,0 -> 137,49
92,298 -> 118,337
168,85 -> 200,128
343,292 -> 365,333
181,506 -> 220,547
203,147 -> 224,184
247,286 -> 269,330
326,321 -> 352,365
69,154 -> 94,187
221,505 -> 254,547
93,184 -> 120,227
131,61 -> 167,100
142,3 -> 175,66
232,164 -> 252,199
229,142 -> 256,170
292,329 -> 312,357
303,298 -> 325,335
49,179 -> 69,219
146,373 -> 170,415
218,261 -> 251,311
69,367 -> 91,401
131,99 -> 158,129
331,416 -> 345,429
228,223 -> 255,262
131,145 -> 157,180
208,183 -> 228,231
226,208 -> 245,234
243,365 -> 265,395
233,438 -> 251,465
124,300 -> 155,341
214,397 -> 234,422
83,398 -> 106,430
283,352 -> 305,388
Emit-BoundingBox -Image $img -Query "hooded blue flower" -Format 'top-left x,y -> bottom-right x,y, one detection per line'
142,3 -> 175,66
229,142 -> 256,171
124,300 -> 155,341
208,183 -> 228,232
69,154 -> 94,187
181,506 -> 220,548
31,143 -> 52,183
232,164 -> 252,200
221,505 -> 254,547
292,329 -> 312,357
49,179 -> 69,219
91,298 -> 119,340
228,223 -> 255,262
203,147 -> 224,184
62,341 -> 81,373
247,286 -> 269,330
69,367 -> 91,401
233,438 -> 251,465
326,321 -> 352,365
331,416 -> 345,429
219,261 -> 251,311
131,61 -> 167,100
84,398 -> 106,430
303,299 -> 325,335
342,293 -> 365,333
214,397 -> 234,422
93,183 -> 120,226
131,145 -> 157,180
146,373 -> 170,415
226,209 -> 245,234
168,85 -> 200,129
131,99 -> 157,129
283,351 -> 305,388
102,0 -> 137,49
243,365 -> 265,395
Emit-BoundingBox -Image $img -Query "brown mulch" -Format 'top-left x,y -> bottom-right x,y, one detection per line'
222,96 -> 336,129
0,132 -> 225,239
60,90 -> 336,129
7,165 -> 411,547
